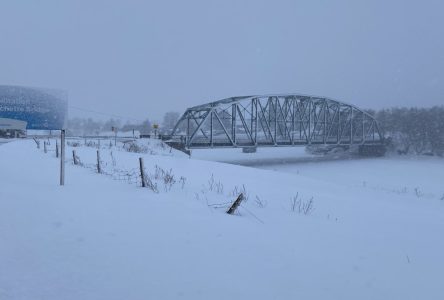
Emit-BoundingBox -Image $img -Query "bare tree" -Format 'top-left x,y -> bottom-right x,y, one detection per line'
162,111 -> 180,134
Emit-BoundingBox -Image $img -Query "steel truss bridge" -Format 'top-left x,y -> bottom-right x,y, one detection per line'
168,94 -> 384,154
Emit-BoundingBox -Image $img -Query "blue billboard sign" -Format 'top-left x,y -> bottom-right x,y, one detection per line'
0,85 -> 68,130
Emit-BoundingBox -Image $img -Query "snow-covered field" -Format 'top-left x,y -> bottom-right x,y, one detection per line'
1,139 -> 444,300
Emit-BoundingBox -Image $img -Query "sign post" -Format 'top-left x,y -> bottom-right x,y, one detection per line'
153,124 -> 159,138
0,85 -> 68,186
60,129 -> 65,186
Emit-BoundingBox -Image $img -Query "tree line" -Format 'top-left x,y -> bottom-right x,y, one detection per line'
67,111 -> 181,136
370,106 -> 444,156
67,106 -> 444,157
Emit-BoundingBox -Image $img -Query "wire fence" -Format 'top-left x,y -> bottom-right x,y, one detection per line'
34,137 -> 268,220
73,148 -> 144,186
37,138 -> 190,194
40,138 -> 143,187
81,161 -> 142,186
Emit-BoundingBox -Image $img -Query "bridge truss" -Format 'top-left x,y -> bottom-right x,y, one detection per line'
169,94 -> 383,149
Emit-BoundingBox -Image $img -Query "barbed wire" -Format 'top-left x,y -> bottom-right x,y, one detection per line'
77,160 -> 142,186
37,138 -> 186,198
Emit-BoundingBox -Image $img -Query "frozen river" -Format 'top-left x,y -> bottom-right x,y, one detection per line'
193,146 -> 444,200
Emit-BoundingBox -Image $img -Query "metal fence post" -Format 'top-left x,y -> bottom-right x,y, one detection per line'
60,129 -> 65,186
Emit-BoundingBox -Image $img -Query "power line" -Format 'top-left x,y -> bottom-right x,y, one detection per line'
69,105 -> 146,122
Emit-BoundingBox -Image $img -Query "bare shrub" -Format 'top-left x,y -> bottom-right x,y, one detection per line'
208,174 -> 224,194
67,141 -> 81,147
159,141 -> 167,150
215,181 -> 224,194
414,187 -> 423,198
208,174 -> 215,191
291,193 -> 315,215
291,192 -> 299,212
110,151 -> 116,167
125,142 -> 146,153
154,165 -> 163,180
85,140 -> 96,148
229,185 -> 250,202
240,185 -> 249,202
162,169 -> 176,192
145,174 -> 159,193
179,176 -> 186,189
141,164 -> 185,192
254,195 -> 267,208
72,152 -> 83,166
302,197 -> 315,215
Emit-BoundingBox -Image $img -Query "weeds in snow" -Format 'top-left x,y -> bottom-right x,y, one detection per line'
84,140 -> 98,148
291,193 -> 315,215
68,147 -> 185,192
110,151 -> 116,167
162,171 -> 176,192
208,174 -> 224,194
414,187 -> 423,198
123,141 -> 172,156
141,165 -> 186,193
67,141 -> 81,147
144,174 -> 159,193
72,152 -> 83,166
230,184 -> 249,202
254,195 -> 267,208
208,174 -> 214,191
179,176 -> 186,189
125,142 -> 146,153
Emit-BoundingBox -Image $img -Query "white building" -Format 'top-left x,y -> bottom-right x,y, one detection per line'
0,117 -> 27,137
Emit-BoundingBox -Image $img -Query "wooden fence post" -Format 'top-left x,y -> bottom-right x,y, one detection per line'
56,140 -> 59,158
139,157 -> 146,187
44,141 -> 47,153
96,150 -> 101,174
72,150 -> 78,165
227,193 -> 244,215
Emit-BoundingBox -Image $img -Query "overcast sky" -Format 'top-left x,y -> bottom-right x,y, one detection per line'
1,0 -> 443,122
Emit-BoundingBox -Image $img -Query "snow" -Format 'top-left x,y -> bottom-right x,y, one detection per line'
96,130 -> 141,138
1,139 -> 444,299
